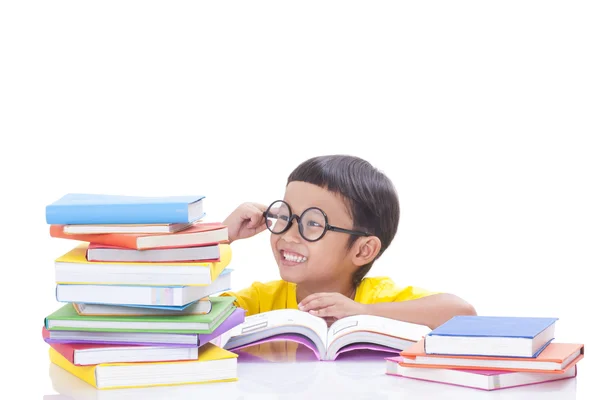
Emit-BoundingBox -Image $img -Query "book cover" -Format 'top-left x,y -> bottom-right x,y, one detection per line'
46,193 -> 205,224
427,316 -> 558,338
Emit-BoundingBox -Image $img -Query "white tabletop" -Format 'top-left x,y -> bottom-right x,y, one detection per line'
41,340 -> 586,400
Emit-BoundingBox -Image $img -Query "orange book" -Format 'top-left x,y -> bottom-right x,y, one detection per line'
50,222 -> 228,250
398,339 -> 583,374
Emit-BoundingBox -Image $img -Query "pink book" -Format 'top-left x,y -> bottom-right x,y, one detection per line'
222,309 -> 431,360
385,356 -> 577,391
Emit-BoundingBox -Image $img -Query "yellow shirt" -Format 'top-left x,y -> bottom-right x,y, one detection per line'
220,276 -> 437,316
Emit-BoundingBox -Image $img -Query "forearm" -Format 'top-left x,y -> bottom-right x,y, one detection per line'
361,293 -> 477,329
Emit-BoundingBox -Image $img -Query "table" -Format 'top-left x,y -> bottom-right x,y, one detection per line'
43,341 -> 580,400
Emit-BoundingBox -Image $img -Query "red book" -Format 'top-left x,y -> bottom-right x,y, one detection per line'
50,222 -> 229,250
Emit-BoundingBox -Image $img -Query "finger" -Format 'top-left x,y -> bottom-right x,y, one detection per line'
309,306 -> 339,318
248,223 -> 269,235
246,205 -> 267,228
300,296 -> 336,312
298,292 -> 334,307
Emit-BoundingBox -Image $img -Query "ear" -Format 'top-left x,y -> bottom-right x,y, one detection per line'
350,236 -> 382,266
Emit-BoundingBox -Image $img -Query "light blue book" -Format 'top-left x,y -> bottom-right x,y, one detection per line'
46,193 -> 205,224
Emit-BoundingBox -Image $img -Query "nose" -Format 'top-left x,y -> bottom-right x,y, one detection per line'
281,216 -> 303,243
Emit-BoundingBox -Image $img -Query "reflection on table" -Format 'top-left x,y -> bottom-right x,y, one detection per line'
44,339 -> 578,400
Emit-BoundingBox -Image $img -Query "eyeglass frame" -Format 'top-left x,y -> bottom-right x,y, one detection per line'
262,200 -> 372,242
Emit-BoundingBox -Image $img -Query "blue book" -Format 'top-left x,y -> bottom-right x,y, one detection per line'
46,193 -> 205,224
424,316 -> 558,358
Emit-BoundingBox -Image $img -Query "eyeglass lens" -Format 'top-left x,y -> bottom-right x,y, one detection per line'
265,201 -> 327,241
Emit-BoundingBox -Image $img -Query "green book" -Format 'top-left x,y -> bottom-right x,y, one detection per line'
44,296 -> 236,334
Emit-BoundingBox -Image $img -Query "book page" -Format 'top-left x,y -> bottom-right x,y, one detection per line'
224,309 -> 329,356
327,314 -> 431,347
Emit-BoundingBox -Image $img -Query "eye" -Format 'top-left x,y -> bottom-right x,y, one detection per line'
307,220 -> 322,227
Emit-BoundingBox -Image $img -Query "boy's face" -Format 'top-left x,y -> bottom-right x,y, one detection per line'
269,181 -> 356,289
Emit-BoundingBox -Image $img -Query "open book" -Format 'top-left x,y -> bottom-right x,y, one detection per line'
222,309 -> 431,361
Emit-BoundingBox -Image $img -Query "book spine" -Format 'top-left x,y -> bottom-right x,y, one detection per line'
46,202 -> 192,224
49,348 -> 98,388
48,342 -> 76,363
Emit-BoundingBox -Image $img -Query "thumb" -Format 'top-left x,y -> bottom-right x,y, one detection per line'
252,223 -> 269,235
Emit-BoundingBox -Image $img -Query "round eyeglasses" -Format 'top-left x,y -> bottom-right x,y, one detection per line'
263,200 -> 371,242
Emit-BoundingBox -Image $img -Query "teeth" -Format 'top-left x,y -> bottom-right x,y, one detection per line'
283,251 -> 307,263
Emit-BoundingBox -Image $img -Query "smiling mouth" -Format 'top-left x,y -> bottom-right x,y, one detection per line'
280,250 -> 307,265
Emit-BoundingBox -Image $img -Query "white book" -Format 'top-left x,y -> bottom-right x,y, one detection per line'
223,309 -> 430,360
54,244 -> 229,286
54,343 -> 199,365
56,269 -> 232,307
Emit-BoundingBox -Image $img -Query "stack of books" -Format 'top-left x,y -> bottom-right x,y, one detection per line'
42,193 -> 245,390
385,316 -> 584,391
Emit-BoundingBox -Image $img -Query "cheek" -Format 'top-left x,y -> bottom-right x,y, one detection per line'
308,237 -> 348,266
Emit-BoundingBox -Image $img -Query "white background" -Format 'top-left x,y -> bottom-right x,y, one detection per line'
1,1 -> 598,398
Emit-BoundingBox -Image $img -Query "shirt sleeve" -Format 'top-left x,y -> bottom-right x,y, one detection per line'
220,285 -> 261,315
219,280 -> 290,316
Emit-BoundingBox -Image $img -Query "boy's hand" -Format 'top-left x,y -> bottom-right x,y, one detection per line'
298,293 -> 367,322
223,202 -> 270,243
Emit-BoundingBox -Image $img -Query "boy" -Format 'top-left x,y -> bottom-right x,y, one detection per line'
221,155 -> 476,329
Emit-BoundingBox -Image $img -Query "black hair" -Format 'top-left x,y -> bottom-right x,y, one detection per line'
287,155 -> 400,287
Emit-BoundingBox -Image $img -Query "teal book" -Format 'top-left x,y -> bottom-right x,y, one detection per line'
44,297 -> 236,334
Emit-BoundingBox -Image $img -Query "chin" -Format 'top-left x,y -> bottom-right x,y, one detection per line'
277,263 -> 307,284
277,266 -> 301,283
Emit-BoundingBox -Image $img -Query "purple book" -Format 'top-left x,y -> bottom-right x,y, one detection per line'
223,309 -> 430,361
42,307 -> 245,347
385,356 -> 578,391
